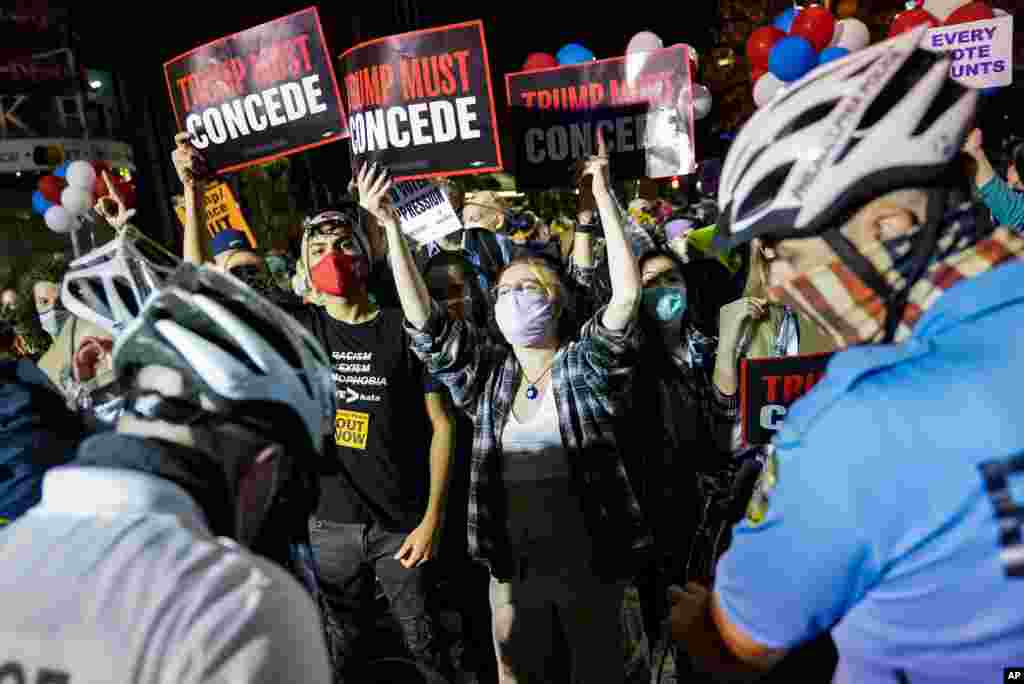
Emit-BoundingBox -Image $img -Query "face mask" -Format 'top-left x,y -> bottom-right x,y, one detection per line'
642,287 -> 687,324
310,252 -> 369,298
265,256 -> 289,276
494,289 -> 556,347
39,307 -> 70,338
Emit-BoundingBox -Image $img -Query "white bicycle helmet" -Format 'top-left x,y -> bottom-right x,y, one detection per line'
714,25 -> 978,251
112,264 -> 335,457
61,226 -> 181,335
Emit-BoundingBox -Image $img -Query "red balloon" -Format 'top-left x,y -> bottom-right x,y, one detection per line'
523,52 -> 558,72
746,26 -> 786,69
945,1 -> 995,25
37,175 -> 66,204
790,4 -> 836,52
889,8 -> 939,37
752,65 -> 768,83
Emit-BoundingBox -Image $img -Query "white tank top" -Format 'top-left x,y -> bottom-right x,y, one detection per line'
501,386 -> 571,483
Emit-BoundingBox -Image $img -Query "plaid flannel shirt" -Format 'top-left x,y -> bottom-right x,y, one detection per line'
406,300 -> 653,580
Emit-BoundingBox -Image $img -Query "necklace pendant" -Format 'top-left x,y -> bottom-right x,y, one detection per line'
525,385 -> 539,400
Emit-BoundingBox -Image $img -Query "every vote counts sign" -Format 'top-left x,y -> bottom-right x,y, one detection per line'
338,20 -> 504,181
164,7 -> 348,174
925,14 -> 1014,89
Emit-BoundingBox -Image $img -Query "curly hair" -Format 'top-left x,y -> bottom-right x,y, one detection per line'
13,254 -> 70,356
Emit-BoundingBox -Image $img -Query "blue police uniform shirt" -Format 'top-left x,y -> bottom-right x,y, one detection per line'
715,259 -> 1024,684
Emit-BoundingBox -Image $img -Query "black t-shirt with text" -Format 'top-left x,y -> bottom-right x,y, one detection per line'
293,305 -> 438,530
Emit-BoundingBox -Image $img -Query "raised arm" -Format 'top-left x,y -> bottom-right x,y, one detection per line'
585,131 -> 641,331
963,128 -> 996,189
172,133 -> 210,265
355,163 -> 432,330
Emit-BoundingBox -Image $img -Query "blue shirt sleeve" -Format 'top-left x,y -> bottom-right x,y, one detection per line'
713,429 -> 881,649
978,176 -> 1024,231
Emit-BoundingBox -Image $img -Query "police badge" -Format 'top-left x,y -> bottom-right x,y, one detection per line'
746,447 -> 778,526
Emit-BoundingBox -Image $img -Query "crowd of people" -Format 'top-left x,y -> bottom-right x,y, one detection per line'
2,26 -> 1024,684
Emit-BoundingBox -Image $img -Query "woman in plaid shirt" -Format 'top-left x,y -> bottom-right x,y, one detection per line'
356,132 -> 651,684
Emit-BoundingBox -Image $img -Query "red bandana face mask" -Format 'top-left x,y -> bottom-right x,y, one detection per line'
310,252 -> 369,298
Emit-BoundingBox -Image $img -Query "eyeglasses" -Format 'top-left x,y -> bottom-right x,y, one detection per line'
490,281 -> 548,300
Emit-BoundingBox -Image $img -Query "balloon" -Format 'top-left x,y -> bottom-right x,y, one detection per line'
753,72 -> 786,107
818,46 -> 850,65
626,31 -> 663,55
61,186 -> 93,216
692,84 -> 712,120
65,160 -> 97,190
773,6 -> 803,33
790,4 -> 836,52
752,65 -> 768,83
44,205 -> 75,234
37,175 -> 66,204
522,52 -> 558,71
830,18 -> 870,51
945,1 -> 994,25
556,43 -> 595,65
53,162 -> 68,178
889,8 -> 939,37
768,36 -> 818,82
923,0 -> 967,21
746,26 -> 786,69
32,191 -> 54,216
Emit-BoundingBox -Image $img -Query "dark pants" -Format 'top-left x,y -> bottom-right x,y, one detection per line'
310,518 -> 446,677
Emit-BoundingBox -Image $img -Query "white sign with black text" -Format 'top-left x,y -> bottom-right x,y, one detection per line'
388,179 -> 463,245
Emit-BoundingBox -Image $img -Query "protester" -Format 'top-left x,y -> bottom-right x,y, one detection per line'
669,28 -> 1024,684
963,127 -> 1024,231
359,128 -> 651,683
1,286 -> 15,313
0,264 -> 334,682
289,205 -> 457,681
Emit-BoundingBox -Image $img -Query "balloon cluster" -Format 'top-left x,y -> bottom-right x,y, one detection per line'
747,4 -> 870,107
521,31 -> 710,120
31,161 -> 136,234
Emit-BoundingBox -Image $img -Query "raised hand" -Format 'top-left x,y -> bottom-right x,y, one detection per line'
355,162 -> 396,225
94,171 -> 136,230
172,132 -> 207,189
581,127 -> 612,199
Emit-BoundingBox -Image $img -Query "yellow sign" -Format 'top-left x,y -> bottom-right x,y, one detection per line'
174,181 -> 257,248
334,409 -> 370,450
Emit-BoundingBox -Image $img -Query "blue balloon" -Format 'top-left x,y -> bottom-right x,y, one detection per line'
32,191 -> 54,216
556,43 -> 595,65
54,162 -> 68,178
768,36 -> 818,82
773,6 -> 802,33
818,47 -> 850,66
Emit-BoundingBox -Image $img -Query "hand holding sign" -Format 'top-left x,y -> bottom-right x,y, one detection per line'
580,127 -> 612,200
172,132 -> 209,189
356,163 -> 396,225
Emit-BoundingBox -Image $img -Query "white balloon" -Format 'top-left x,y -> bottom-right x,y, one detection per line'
44,205 -> 75,234
65,160 -> 97,190
61,186 -> 94,216
626,31 -> 663,55
693,84 -> 712,120
753,72 -> 785,108
993,8 -> 1008,16
830,18 -> 871,52
923,0 -> 965,21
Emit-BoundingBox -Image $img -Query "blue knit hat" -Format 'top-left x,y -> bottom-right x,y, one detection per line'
210,229 -> 249,257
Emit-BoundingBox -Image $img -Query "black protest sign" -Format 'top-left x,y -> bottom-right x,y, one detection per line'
740,352 -> 835,446
506,45 -> 696,190
164,7 -> 347,174
339,20 -> 503,181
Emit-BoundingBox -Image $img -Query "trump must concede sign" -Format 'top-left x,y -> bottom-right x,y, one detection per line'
164,7 -> 347,174
338,20 -> 504,181
740,352 -> 835,446
506,45 -> 696,190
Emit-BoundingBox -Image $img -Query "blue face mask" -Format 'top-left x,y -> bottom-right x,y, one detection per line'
641,287 -> 686,324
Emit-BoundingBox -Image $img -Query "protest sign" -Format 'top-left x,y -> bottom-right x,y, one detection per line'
164,7 -> 347,174
338,20 -> 503,181
174,181 -> 257,247
388,180 -> 462,245
924,14 -> 1014,89
506,45 -> 696,190
740,352 -> 835,446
